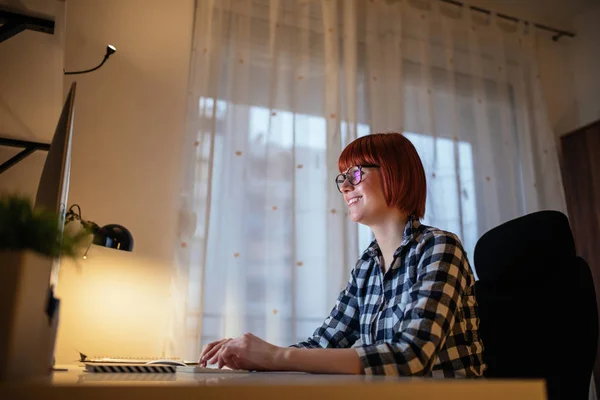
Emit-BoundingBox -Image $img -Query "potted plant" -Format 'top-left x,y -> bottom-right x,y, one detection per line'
0,194 -> 88,381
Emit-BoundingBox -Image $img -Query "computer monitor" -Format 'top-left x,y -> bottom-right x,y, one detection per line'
35,81 -> 76,286
0,82 -> 77,380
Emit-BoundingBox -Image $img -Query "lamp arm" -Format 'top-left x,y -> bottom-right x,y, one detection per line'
64,55 -> 109,75
64,45 -> 116,76
65,204 -> 100,234
65,204 -> 82,225
81,220 -> 100,234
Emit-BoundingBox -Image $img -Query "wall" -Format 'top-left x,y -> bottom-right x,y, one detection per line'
0,0 -> 65,196
53,0 -> 193,363
534,2 -> 600,138
536,32 -> 581,137
571,2 -> 600,128
532,1 -> 600,137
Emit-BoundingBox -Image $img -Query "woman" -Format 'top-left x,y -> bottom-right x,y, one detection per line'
199,133 -> 485,377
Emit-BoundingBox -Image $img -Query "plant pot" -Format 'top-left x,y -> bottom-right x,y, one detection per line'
0,250 -> 60,381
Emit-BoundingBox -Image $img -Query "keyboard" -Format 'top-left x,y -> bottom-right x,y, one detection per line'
178,365 -> 249,373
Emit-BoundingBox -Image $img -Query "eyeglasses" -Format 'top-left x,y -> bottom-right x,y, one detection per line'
335,164 -> 380,193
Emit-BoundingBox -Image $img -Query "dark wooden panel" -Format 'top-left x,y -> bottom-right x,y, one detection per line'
560,120 -> 600,391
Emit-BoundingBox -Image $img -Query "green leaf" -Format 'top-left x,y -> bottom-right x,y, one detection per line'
0,194 -> 88,259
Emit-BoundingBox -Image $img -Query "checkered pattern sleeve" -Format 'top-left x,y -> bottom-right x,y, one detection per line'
355,232 -> 470,375
290,268 -> 361,349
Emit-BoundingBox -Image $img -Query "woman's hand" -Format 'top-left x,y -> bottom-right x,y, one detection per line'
198,338 -> 232,366
198,333 -> 284,371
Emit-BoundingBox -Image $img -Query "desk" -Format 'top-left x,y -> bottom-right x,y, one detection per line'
0,365 -> 546,400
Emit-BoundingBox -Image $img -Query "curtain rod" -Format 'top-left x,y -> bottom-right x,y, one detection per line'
439,0 -> 576,40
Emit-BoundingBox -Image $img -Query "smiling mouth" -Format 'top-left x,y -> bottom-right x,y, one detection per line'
348,196 -> 362,207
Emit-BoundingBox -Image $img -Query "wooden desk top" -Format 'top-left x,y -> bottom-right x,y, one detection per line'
0,365 -> 547,400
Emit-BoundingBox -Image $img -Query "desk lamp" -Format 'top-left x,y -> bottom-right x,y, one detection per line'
65,204 -> 133,259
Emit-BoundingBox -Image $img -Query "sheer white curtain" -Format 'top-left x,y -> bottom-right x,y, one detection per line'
168,0 -> 566,360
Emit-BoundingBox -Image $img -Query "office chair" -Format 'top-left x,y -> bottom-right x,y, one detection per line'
473,210 -> 598,400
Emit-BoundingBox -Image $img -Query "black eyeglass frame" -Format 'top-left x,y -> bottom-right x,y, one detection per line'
335,164 -> 380,193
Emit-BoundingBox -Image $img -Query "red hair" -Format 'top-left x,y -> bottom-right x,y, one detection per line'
338,133 -> 427,219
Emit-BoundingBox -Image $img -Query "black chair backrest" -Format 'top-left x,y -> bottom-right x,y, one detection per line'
473,210 -> 598,400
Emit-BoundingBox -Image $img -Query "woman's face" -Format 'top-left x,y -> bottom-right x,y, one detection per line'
339,165 -> 394,226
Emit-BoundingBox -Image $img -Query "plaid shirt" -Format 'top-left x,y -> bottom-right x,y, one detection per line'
291,216 -> 486,377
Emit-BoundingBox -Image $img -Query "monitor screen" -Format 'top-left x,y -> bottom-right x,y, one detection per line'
35,82 -> 76,286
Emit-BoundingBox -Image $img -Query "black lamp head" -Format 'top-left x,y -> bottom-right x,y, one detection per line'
106,45 -> 117,57
65,204 -> 133,259
93,224 -> 134,252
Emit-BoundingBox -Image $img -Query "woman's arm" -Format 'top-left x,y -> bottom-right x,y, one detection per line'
203,332 -> 363,373
201,267 -> 363,368
276,347 -> 363,374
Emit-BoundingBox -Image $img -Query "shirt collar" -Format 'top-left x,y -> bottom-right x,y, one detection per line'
365,215 -> 420,258
402,214 -> 420,245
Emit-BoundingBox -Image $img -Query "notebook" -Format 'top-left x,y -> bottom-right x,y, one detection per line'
84,363 -> 178,373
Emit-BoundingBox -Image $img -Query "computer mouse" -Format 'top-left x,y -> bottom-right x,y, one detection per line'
145,359 -> 187,367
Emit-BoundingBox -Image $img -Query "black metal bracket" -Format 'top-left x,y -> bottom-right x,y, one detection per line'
0,7 -> 55,44
0,137 -> 50,174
